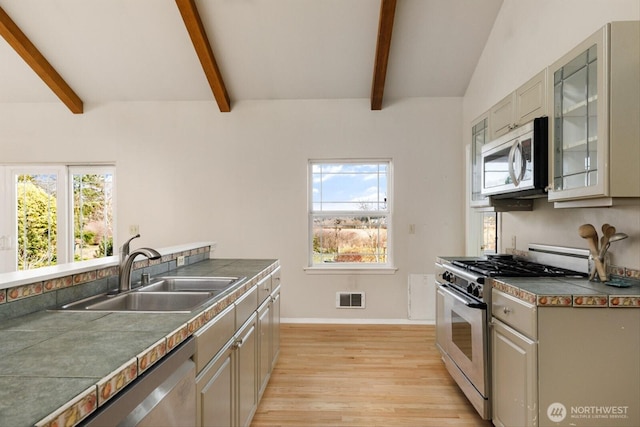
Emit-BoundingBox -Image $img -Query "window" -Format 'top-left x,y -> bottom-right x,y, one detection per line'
0,165 -> 115,273
309,160 -> 392,268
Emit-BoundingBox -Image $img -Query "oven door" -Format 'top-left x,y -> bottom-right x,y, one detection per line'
437,283 -> 488,397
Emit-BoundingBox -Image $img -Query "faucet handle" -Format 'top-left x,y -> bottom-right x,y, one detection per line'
120,234 -> 141,261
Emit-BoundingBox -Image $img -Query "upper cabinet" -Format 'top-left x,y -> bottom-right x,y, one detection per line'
548,21 -> 640,206
489,70 -> 548,141
470,113 -> 490,207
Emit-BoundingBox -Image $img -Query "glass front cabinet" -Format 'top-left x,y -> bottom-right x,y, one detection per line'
548,21 -> 640,205
470,113 -> 490,207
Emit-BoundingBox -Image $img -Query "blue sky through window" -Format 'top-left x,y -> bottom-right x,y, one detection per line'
311,162 -> 388,212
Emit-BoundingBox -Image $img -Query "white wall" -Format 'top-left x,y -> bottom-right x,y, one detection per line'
464,0 -> 640,269
0,97 -> 464,321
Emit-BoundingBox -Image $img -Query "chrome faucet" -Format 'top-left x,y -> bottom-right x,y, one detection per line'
119,234 -> 161,292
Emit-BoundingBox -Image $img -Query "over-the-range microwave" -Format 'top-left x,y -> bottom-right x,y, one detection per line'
481,116 -> 548,198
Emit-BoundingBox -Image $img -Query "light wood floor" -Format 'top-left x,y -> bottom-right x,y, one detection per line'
251,324 -> 493,427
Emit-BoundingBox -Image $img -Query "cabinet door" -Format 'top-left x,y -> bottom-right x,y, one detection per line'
197,343 -> 233,427
548,21 -> 640,204
548,28 -> 605,201
516,69 -> 547,125
257,299 -> 272,398
491,318 -> 537,427
236,315 -> 258,427
470,113 -> 490,207
270,287 -> 281,368
490,93 -> 516,140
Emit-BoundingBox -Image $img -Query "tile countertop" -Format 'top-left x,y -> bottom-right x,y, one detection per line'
0,258 -> 278,427
490,276 -> 640,307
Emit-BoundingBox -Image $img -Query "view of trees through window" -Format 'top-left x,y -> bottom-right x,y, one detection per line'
72,172 -> 114,262
312,214 -> 387,263
310,161 -> 391,266
13,168 -> 114,271
17,174 -> 58,270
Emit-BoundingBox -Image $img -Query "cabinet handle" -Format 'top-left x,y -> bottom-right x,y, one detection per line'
232,338 -> 243,350
503,307 -> 512,315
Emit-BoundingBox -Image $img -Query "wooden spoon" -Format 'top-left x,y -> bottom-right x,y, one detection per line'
578,224 -> 599,256
579,224 -> 606,280
599,225 -> 616,258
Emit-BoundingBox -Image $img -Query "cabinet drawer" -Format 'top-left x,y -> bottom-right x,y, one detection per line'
235,285 -> 258,328
257,276 -> 271,305
194,304 -> 235,374
492,289 -> 537,339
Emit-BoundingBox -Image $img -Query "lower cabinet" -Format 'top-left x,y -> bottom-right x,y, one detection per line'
491,318 -> 537,427
197,341 -> 233,427
196,267 -> 281,427
258,287 -> 281,400
197,313 -> 258,427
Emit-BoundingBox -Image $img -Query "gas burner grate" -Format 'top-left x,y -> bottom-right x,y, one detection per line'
452,258 -> 587,278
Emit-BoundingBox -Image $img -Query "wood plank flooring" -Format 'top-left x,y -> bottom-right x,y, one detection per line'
251,324 -> 493,427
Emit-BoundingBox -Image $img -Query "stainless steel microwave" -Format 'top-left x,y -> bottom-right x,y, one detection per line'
481,117 -> 548,198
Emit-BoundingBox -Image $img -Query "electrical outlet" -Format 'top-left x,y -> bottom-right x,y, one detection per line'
129,224 -> 139,235
511,235 -> 517,248
176,256 -> 186,267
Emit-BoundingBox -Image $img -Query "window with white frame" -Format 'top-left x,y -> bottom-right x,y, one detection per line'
309,160 -> 392,267
0,165 -> 115,273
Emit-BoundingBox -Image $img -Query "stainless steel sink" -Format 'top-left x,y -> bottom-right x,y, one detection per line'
59,291 -> 216,313
55,276 -> 245,313
137,276 -> 244,293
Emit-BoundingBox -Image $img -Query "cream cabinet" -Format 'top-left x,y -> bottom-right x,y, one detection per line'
492,320 -> 537,427
196,267 -> 281,427
258,267 -> 281,399
548,21 -> 640,205
489,70 -> 548,141
470,112 -> 490,207
492,287 -> 640,427
491,290 -> 537,427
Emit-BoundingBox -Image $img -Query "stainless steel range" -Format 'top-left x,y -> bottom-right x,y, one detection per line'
435,244 -> 588,420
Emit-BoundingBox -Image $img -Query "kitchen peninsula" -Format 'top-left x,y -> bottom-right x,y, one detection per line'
0,243 -> 280,427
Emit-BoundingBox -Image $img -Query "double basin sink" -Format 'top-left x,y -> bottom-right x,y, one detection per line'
58,276 -> 246,313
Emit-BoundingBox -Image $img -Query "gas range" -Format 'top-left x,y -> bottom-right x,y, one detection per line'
434,244 -> 590,420
437,244 -> 589,304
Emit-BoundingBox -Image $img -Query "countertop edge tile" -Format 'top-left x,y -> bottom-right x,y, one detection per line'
34,385 -> 98,427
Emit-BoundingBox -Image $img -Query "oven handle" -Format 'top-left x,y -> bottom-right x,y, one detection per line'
438,283 -> 487,310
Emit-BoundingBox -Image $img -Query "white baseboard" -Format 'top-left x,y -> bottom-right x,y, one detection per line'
281,317 -> 435,325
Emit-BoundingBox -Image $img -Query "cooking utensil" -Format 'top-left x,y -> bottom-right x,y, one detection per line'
579,224 -> 606,280
599,232 -> 628,259
578,224 -> 599,255
600,224 -> 615,251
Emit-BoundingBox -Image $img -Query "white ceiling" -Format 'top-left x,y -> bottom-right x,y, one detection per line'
0,0 -> 503,108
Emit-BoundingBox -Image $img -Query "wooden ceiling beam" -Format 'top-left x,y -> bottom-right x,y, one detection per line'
0,6 -> 83,114
176,0 -> 231,112
371,0 -> 397,111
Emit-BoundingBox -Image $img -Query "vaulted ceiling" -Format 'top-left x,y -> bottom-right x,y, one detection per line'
0,0 -> 503,113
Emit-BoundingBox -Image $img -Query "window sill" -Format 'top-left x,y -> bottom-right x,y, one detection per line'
304,265 -> 398,275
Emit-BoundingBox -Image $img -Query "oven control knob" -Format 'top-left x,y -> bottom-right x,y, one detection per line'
476,285 -> 483,298
467,283 -> 475,294
442,271 -> 451,282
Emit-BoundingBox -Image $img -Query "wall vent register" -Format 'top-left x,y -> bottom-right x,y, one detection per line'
336,292 -> 365,308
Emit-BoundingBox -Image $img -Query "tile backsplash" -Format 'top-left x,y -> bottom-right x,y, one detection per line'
0,246 -> 211,322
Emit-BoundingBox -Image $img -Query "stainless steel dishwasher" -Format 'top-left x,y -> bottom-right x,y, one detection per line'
82,337 -> 196,427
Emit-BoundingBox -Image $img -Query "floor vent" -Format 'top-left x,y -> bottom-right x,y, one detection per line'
336,292 -> 365,309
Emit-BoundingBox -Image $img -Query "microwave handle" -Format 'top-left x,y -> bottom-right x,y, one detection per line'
508,139 -> 525,186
